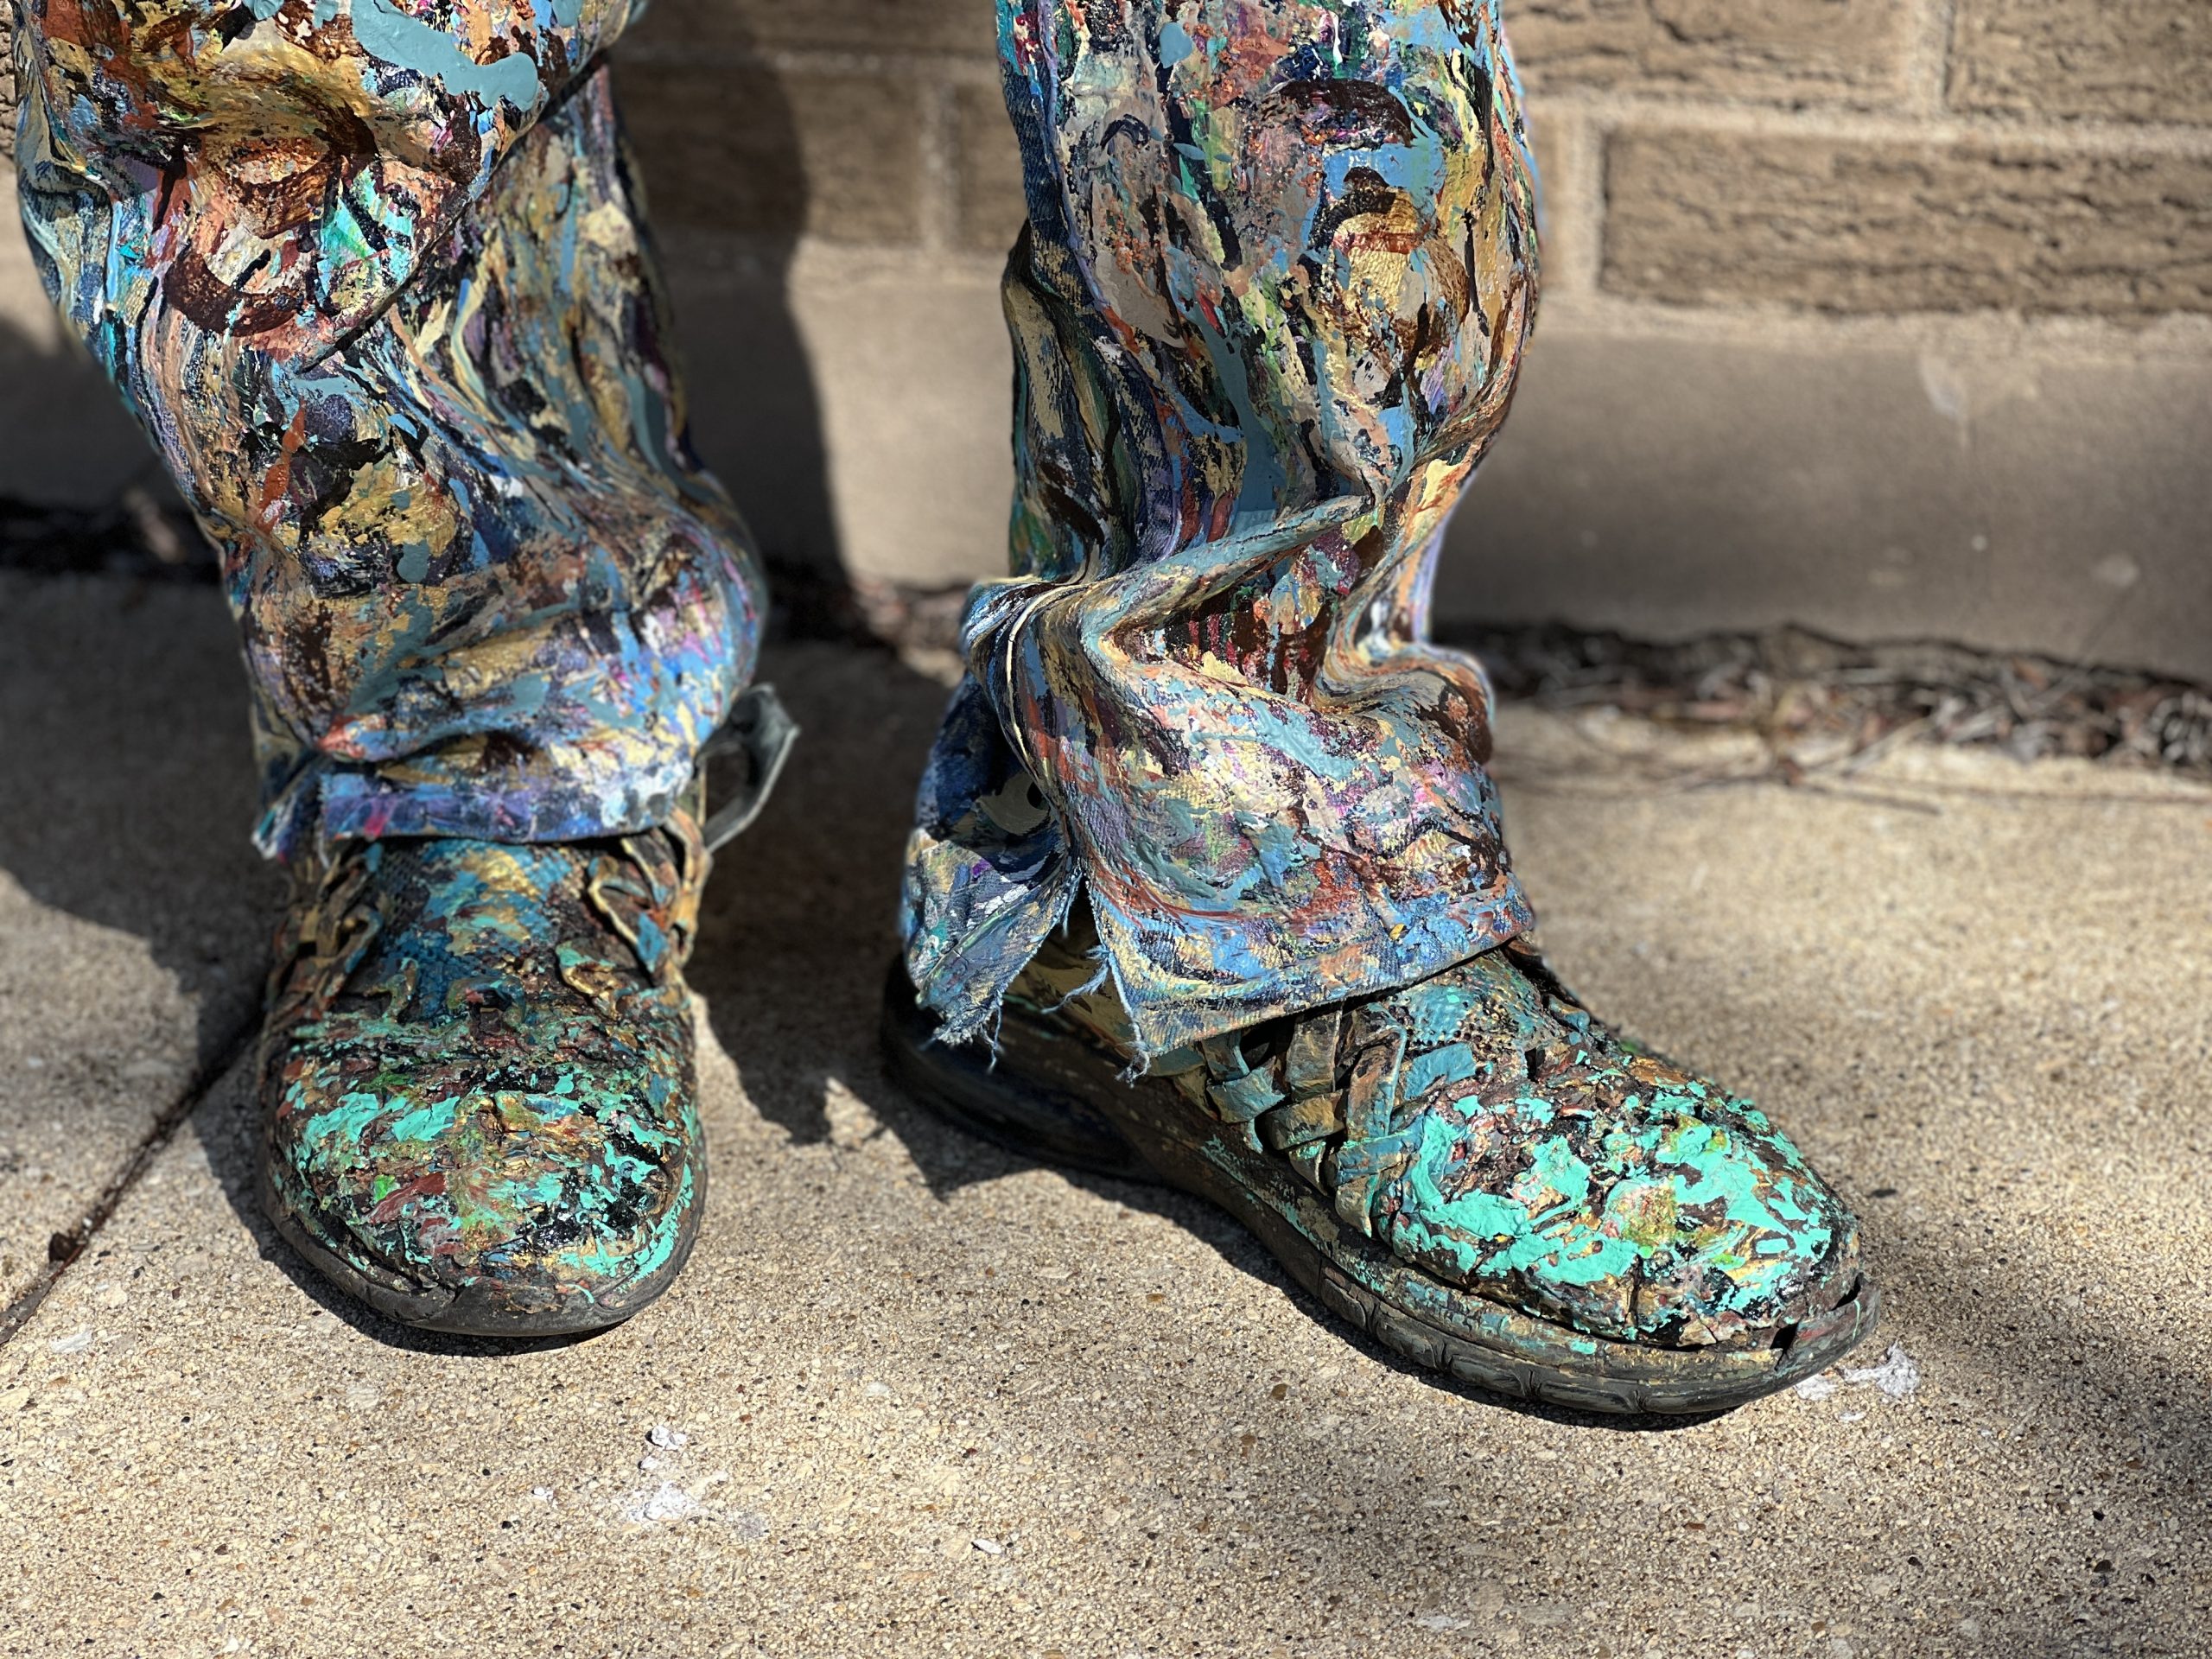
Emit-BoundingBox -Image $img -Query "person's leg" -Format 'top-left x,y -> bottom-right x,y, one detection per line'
906,0 -> 1535,1055
15,0 -> 772,1332
891,0 -> 1877,1411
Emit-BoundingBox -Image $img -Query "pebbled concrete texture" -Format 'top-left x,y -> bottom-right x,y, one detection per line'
0,576 -> 273,1309
2,637 -> 2209,1658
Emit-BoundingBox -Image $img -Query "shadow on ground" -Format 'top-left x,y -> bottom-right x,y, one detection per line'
0,570 -> 269,1068
686,644 -> 2206,1653
7,546 -> 2202,1656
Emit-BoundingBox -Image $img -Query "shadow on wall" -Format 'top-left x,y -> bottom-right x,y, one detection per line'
0,289 -> 169,508
610,23 -> 842,597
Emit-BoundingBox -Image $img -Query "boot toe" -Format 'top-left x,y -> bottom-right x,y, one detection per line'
1378,1078 -> 1863,1350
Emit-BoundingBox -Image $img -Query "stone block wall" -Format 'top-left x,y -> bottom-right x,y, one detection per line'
4,1 -> 2210,674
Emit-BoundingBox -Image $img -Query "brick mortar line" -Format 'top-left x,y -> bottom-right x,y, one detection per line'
660,231 -> 2212,358
1545,93 -> 2212,157
915,76 -> 958,257
1903,0 -> 1961,120
0,1001 -> 259,1351
615,43 -> 999,83
1542,105 -> 1602,299
1534,291 -> 2212,362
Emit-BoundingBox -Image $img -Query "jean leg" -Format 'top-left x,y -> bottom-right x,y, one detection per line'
905,0 -> 1541,1060
14,4 -> 761,856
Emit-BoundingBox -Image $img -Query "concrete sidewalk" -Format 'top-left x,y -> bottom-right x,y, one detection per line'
2,575 -> 2209,1658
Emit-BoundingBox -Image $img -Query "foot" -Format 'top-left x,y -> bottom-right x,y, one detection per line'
258,817 -> 711,1336
884,914 -> 1878,1414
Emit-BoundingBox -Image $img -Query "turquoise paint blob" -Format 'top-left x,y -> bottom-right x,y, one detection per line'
350,0 -> 544,108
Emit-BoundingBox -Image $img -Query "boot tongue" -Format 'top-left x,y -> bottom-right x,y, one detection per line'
360,839 -> 596,1012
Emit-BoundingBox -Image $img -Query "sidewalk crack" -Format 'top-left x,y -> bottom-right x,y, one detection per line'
0,1003 -> 260,1350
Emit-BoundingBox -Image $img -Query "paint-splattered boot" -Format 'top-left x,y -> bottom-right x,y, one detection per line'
257,817 -> 714,1336
885,914 -> 1878,1414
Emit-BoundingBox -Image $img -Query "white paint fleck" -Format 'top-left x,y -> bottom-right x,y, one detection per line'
1797,1344 -> 1921,1408
1842,1344 -> 1922,1400
619,1483 -> 702,1525
647,1424 -> 690,1450
972,1537 -> 1005,1555
2093,554 -> 2141,591
49,1327 -> 92,1356
1917,354 -> 1970,429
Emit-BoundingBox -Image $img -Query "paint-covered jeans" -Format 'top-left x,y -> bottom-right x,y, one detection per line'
10,0 -> 763,857
13,0 -> 1537,1057
905,1 -> 1541,1060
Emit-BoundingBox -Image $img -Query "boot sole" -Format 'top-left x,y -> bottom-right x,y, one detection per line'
882,963 -> 1879,1416
257,1139 -> 704,1339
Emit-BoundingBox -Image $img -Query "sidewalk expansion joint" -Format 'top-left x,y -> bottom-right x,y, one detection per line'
0,998 -> 261,1350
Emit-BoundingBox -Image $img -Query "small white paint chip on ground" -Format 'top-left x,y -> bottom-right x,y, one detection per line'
1414,1615 -> 1471,1631
529,1487 -> 555,1503
1842,1344 -> 1921,1400
1796,1344 -> 1921,1407
647,1424 -> 690,1450
619,1483 -> 702,1526
1916,353 -> 1969,427
972,1537 -> 1005,1555
48,1328 -> 92,1356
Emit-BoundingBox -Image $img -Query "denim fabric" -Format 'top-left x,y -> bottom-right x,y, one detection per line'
15,0 -> 1539,1052
10,3 -> 762,858
903,0 -> 1542,1059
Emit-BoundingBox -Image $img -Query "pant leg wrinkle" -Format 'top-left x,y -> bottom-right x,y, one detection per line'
905,0 -> 1542,1059
14,11 -> 762,860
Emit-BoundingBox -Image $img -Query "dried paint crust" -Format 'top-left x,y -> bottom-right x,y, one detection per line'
258,813 -> 711,1332
905,0 -> 1543,1058
11,10 -> 762,857
888,921 -> 1876,1409
11,0 -> 771,1330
